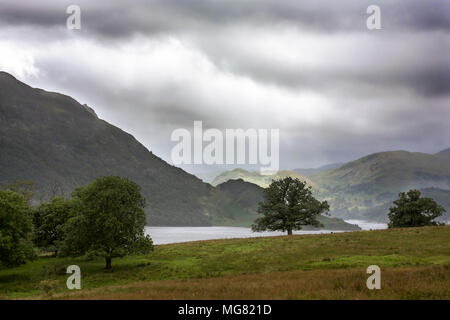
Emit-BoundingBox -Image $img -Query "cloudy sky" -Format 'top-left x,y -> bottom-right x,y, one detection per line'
0,0 -> 449,173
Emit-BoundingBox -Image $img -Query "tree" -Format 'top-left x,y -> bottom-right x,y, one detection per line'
0,190 -> 36,267
60,176 -> 153,269
49,180 -> 67,198
388,189 -> 445,228
33,197 -> 73,256
2,180 -> 37,205
252,177 -> 329,235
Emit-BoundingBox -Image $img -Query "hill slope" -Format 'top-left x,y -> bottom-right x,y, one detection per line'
0,72 -> 232,226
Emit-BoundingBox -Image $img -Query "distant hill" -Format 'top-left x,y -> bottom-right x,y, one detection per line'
421,188 -> 450,221
194,170 -> 224,184
309,151 -> 450,220
0,71 -> 246,226
212,168 -> 316,189
216,179 -> 263,211
436,148 -> 450,156
293,162 -> 343,177
213,179 -> 360,230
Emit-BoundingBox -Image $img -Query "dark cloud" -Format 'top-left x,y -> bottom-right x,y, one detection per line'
0,0 -> 448,170
1,0 -> 449,38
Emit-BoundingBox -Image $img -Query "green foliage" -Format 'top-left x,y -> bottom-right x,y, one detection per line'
0,190 -> 36,267
2,180 -> 37,205
60,176 -> 153,268
32,197 -> 73,254
252,177 -> 329,235
388,189 -> 446,228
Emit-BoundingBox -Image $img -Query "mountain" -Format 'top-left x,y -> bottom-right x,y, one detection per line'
216,179 -> 263,212
421,188 -> 450,221
0,71 -> 239,226
211,168 -> 317,189
310,150 -> 450,220
194,170 -> 224,184
360,187 -> 450,222
213,179 -> 360,230
293,162 -> 343,177
436,148 -> 450,156
209,179 -> 264,226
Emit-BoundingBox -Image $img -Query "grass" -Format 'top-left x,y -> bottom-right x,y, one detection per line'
0,226 -> 449,299
55,264 -> 450,300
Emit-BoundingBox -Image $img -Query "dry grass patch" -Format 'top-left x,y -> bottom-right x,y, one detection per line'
55,264 -> 450,300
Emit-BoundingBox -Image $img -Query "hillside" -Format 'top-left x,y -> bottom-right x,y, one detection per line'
310,150 -> 450,219
0,71 -> 240,226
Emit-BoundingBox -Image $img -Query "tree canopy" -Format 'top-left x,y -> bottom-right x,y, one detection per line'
60,176 -> 153,269
388,189 -> 445,228
252,177 -> 329,235
0,190 -> 36,267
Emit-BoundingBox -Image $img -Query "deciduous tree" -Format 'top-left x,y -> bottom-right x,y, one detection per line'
252,177 -> 329,235
388,189 -> 445,228
0,190 -> 36,267
60,176 -> 153,269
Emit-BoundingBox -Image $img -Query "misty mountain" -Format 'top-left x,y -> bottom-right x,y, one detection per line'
293,162 -> 343,177
0,71 -> 236,226
310,150 -> 450,220
436,148 -> 450,156
212,168 -> 317,189
194,170 -> 224,184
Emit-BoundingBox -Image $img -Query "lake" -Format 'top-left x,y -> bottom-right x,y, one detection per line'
145,220 -> 388,245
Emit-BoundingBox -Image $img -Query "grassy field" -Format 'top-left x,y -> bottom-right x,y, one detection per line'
0,226 -> 449,299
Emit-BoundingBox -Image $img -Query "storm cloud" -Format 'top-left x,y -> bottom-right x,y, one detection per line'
0,0 -> 449,172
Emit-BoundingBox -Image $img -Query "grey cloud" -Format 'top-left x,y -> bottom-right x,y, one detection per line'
1,0 -> 449,39
0,0 -> 449,170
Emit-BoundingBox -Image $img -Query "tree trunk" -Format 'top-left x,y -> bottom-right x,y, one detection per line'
105,256 -> 112,269
287,228 -> 293,236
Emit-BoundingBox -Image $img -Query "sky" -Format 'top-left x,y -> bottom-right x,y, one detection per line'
0,0 -> 449,174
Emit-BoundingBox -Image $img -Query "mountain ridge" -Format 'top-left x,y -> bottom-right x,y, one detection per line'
309,150 -> 450,220
211,168 -> 317,189
0,71 -> 220,226
293,162 -> 343,176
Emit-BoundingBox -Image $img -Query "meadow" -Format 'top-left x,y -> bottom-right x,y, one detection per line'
0,226 -> 449,299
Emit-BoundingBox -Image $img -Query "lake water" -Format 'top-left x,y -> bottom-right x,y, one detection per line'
145,220 -> 388,245
344,219 -> 388,231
